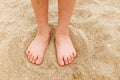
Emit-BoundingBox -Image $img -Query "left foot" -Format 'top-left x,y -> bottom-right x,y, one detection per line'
55,31 -> 77,66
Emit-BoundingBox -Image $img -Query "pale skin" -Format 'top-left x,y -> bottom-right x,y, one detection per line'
26,0 -> 77,66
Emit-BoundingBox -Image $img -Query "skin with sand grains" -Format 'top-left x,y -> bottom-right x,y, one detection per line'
26,0 -> 77,66
0,0 -> 120,80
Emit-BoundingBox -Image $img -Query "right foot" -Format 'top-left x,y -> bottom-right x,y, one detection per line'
26,28 -> 51,65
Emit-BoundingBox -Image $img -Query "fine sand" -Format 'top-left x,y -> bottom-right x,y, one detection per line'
0,0 -> 120,80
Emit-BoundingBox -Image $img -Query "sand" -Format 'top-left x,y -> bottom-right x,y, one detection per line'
0,0 -> 120,80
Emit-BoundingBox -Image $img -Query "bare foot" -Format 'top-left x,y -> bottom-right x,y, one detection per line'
55,33 -> 77,66
26,28 -> 51,65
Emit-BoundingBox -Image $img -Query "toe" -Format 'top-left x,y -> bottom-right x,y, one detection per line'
32,57 -> 35,64
32,55 -> 38,63
31,55 -> 36,63
30,54 -> 34,62
70,54 -> 74,61
64,56 -> 68,65
68,56 -> 72,64
73,52 -> 77,58
28,52 -> 32,59
57,56 -> 64,66
26,49 -> 30,55
35,55 -> 43,65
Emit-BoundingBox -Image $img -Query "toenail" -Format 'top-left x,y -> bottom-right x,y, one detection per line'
69,60 -> 71,63
30,59 -> 32,62
66,62 -> 68,65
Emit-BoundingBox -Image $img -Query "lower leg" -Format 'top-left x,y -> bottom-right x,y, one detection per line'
26,0 -> 50,65
32,0 -> 50,35
55,0 -> 77,66
56,0 -> 76,35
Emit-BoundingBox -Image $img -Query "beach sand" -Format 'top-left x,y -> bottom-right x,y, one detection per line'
0,0 -> 120,80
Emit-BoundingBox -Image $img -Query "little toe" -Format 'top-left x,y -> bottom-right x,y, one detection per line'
73,49 -> 77,57
64,56 -> 69,65
35,55 -> 43,65
57,56 -> 64,66
73,52 -> 77,58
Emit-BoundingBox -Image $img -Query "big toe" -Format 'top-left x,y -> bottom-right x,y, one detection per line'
57,56 -> 64,66
28,52 -> 32,59
35,56 -> 43,65
26,49 -> 30,55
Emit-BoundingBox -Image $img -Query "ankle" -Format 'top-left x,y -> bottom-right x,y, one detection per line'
37,26 -> 51,36
36,28 -> 51,42
55,27 -> 69,37
55,31 -> 69,42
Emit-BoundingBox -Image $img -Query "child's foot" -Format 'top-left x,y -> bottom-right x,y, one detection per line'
26,28 -> 51,65
55,32 -> 77,66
